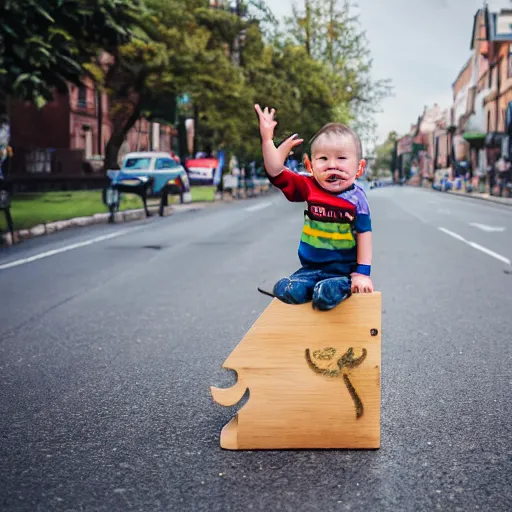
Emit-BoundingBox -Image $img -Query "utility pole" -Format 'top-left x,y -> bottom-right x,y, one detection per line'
305,0 -> 311,57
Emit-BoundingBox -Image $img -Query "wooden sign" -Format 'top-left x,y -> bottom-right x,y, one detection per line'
211,292 -> 382,450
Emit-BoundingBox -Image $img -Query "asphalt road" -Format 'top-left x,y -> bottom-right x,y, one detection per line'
1,186 -> 511,511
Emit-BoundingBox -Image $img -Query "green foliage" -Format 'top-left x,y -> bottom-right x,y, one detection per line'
0,0 -> 145,110
285,0 -> 392,139
2,0 -> 392,173
193,6 -> 339,164
102,0 -> 253,167
374,131 -> 398,175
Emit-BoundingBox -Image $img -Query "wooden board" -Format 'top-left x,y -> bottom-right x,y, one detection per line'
211,292 -> 382,450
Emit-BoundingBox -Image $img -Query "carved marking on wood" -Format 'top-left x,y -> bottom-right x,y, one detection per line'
305,347 -> 367,419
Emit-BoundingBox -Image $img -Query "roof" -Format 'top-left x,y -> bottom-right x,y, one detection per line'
452,57 -> 472,89
470,7 -> 489,50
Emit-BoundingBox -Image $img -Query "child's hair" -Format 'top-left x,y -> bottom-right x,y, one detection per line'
309,123 -> 362,161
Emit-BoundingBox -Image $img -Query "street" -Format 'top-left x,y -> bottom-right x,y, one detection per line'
1,186 -> 511,511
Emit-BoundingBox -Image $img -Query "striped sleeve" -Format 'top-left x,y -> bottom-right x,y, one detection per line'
267,168 -> 309,202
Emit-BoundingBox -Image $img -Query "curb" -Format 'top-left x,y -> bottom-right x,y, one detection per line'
0,203 -> 206,247
419,186 -> 512,207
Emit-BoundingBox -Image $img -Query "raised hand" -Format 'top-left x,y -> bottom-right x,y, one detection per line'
254,104 -> 303,177
254,104 -> 277,141
276,133 -> 304,163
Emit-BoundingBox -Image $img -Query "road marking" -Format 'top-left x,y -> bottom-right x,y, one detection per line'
0,228 -> 134,271
438,227 -> 511,265
467,241 -> 511,264
469,222 -> 506,232
245,201 -> 272,212
438,227 -> 465,241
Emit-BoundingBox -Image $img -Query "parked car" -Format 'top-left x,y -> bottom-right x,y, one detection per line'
107,151 -> 191,203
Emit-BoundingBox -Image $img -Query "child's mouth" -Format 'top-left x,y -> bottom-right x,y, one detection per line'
326,174 -> 343,183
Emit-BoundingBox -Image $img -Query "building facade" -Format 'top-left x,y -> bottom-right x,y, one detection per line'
8,54 -> 175,180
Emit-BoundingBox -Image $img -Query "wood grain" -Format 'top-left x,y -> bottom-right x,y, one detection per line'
211,292 -> 381,450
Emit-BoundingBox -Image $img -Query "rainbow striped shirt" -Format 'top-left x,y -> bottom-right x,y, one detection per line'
269,169 -> 372,267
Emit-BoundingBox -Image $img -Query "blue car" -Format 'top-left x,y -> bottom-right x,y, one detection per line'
107,151 -> 191,203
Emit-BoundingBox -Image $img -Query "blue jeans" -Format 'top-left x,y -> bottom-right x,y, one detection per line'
273,263 -> 353,311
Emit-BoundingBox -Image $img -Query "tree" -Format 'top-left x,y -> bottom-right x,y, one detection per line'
285,0 -> 392,138
0,0 -> 145,114
101,0 -> 247,169
373,131 -> 398,176
194,3 -> 338,167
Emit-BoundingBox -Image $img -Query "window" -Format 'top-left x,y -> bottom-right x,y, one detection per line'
77,85 -> 87,108
509,46 -> 512,78
155,158 -> 177,170
123,157 -> 151,169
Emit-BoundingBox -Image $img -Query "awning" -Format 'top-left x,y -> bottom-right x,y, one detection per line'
462,132 -> 486,141
412,143 -> 426,153
185,157 -> 219,169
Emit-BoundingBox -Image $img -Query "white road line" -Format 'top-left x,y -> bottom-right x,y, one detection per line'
438,227 -> 465,242
0,228 -> 134,271
438,227 -> 511,265
469,222 -> 506,232
467,241 -> 511,264
244,201 -> 272,212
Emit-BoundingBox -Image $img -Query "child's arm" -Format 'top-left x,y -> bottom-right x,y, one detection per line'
254,104 -> 303,177
351,231 -> 374,293
351,189 -> 374,293
356,231 -> 372,267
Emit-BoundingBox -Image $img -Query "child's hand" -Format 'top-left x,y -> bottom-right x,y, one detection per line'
254,104 -> 277,141
254,104 -> 303,177
351,273 -> 373,293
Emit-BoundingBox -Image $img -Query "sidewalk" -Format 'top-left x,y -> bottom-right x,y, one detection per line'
0,202 -> 208,247
0,186 -> 275,247
428,186 -> 512,206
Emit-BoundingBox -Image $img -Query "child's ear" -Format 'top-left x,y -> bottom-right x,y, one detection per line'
356,159 -> 366,178
303,154 -> 313,174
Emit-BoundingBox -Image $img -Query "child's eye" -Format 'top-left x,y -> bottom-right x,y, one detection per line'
318,156 -> 327,161
338,156 -> 346,160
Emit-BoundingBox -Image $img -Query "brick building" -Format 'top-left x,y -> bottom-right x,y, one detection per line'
8,54 -> 175,182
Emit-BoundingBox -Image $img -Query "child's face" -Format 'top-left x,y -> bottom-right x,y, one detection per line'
311,133 -> 362,193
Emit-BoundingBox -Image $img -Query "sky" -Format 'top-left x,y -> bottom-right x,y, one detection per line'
265,0 -> 512,144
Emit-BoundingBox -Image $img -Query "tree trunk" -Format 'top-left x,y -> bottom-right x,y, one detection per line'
104,100 -> 142,170
305,0 -> 311,57
0,93 -> 7,119
104,134 -> 126,170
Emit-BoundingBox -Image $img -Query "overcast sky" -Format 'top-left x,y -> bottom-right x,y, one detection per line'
265,0 -> 512,143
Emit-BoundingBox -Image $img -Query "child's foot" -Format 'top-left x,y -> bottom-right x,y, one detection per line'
312,278 -> 351,311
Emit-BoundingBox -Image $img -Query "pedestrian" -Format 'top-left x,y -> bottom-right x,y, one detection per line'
496,156 -> 510,197
487,156 -> 496,196
476,150 -> 487,194
254,104 -> 373,311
